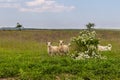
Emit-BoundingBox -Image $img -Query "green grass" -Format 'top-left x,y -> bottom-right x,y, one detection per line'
0,30 -> 120,80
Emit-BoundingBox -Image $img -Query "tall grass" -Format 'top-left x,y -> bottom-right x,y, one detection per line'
0,30 -> 120,80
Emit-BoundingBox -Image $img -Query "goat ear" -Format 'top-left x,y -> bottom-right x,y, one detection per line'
59,40 -> 62,42
47,42 -> 51,44
68,43 -> 71,46
60,40 -> 63,42
46,42 -> 48,45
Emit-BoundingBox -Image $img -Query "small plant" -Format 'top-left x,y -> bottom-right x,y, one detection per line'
71,30 -> 99,59
16,22 -> 23,31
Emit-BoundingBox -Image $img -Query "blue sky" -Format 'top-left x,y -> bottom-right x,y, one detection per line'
0,0 -> 120,29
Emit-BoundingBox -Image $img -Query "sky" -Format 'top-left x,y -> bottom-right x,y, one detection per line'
0,0 -> 120,29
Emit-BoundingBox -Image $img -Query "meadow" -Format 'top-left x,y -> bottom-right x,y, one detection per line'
0,29 -> 120,80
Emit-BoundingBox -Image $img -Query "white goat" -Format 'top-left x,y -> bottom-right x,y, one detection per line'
47,42 -> 59,56
107,44 -> 112,51
59,40 -> 70,55
98,44 -> 112,51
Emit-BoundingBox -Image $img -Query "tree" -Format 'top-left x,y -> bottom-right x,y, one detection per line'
86,23 -> 95,31
16,22 -> 23,31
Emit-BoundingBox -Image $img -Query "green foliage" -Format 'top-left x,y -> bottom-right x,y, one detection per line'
0,30 -> 120,80
71,30 -> 99,56
16,23 -> 23,30
86,23 -> 95,31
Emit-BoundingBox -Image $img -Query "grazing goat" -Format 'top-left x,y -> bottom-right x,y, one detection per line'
98,44 -> 112,51
59,40 -> 70,55
47,42 -> 59,56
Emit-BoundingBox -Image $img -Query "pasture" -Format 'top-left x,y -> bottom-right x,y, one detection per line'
0,29 -> 120,80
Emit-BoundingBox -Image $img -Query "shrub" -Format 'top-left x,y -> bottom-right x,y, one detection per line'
71,30 -> 99,59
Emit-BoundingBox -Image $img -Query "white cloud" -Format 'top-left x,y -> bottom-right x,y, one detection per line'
22,0 -> 75,12
0,0 -> 75,13
20,5 -> 75,13
0,0 -> 19,8
26,0 -> 45,6
0,3 -> 20,8
0,0 -> 17,2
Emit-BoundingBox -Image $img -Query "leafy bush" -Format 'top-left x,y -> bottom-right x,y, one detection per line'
18,58 -> 120,80
71,30 -> 99,58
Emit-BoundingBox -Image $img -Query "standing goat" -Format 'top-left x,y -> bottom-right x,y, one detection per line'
59,40 -> 70,55
47,42 -> 59,56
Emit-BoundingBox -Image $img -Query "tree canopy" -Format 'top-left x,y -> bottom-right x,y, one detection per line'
86,23 -> 95,31
16,23 -> 23,30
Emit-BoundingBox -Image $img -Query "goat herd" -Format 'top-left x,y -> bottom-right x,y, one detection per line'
47,40 -> 112,56
47,40 -> 70,56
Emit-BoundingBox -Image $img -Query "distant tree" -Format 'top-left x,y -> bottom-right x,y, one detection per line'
86,23 -> 95,31
16,22 -> 23,31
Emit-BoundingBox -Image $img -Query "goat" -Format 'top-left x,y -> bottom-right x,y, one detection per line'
98,44 -> 112,51
47,42 -> 59,56
59,40 -> 70,55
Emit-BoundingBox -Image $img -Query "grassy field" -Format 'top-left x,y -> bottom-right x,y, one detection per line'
0,29 -> 120,80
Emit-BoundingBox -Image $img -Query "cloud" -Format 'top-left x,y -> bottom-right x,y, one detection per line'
20,5 -> 75,13
0,3 -> 20,8
26,0 -> 45,6
0,0 -> 75,13
0,0 -> 20,8
22,0 -> 75,12
0,0 -> 17,2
